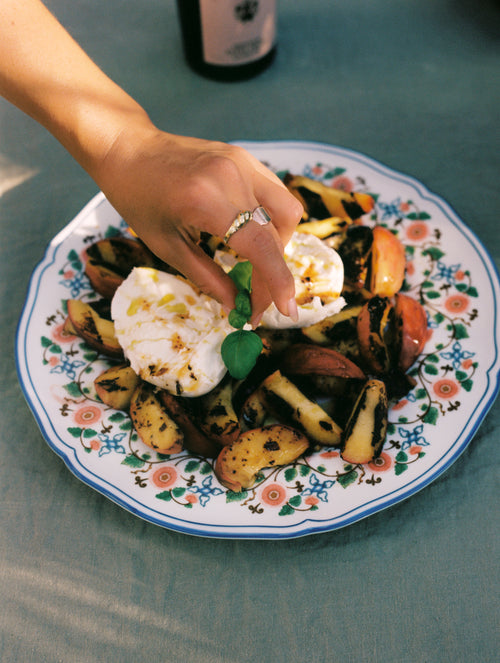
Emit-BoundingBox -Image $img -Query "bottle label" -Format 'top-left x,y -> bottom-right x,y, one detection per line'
198,0 -> 276,66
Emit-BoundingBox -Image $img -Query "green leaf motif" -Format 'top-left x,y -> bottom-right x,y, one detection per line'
284,467 -> 297,482
119,420 -> 133,431
64,382 -> 82,397
423,247 -> 445,261
155,490 -> 172,502
185,460 -> 200,473
337,470 -> 357,488
83,428 -> 97,439
395,463 -> 408,476
67,249 -> 82,270
424,363 -> 439,375
121,454 -> 145,468
288,495 -> 302,507
109,411 -> 127,422
300,464 -> 311,477
453,323 -> 469,340
226,490 -> 248,503
67,427 -> 82,438
278,504 -> 295,516
104,225 -> 121,238
172,486 -> 186,498
423,406 -> 439,425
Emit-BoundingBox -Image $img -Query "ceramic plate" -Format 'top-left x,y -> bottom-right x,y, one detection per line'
16,141 -> 500,539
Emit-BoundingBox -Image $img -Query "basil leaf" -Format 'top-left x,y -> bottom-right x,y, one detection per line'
221,329 -> 263,380
228,261 -> 253,293
234,291 -> 252,318
228,309 -> 248,329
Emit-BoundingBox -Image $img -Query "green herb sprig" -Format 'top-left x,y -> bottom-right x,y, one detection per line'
221,261 -> 263,380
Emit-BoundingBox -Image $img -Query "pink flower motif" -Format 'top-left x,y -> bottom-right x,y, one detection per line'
410,445 -> 423,455
462,358 -> 473,370
433,379 -> 460,400
320,450 -> 340,459
399,201 -> 411,213
52,322 -> 76,344
260,483 -> 287,507
406,261 -> 415,276
185,494 -> 198,504
406,222 -> 429,242
89,439 -> 101,451
392,398 -> 408,411
49,356 -> 59,367
74,404 -> 102,426
455,270 -> 465,281
368,452 -> 393,472
444,294 -> 469,314
63,269 -> 75,280
305,496 -> 319,506
311,165 -> 323,175
331,175 -> 353,192
152,465 -> 178,489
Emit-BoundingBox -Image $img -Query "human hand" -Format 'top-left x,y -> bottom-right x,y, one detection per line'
95,127 -> 303,324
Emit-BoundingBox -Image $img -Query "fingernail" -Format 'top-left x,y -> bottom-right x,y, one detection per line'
251,312 -> 263,329
287,297 -> 299,323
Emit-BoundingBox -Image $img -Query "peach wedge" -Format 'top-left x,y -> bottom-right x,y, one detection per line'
369,226 -> 406,297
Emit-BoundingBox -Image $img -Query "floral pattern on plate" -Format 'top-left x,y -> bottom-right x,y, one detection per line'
17,141 -> 500,538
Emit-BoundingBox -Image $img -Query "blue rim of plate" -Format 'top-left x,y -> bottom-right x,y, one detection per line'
15,140 -> 500,539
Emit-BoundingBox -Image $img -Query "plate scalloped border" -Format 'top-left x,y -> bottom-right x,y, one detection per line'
16,140 -> 500,539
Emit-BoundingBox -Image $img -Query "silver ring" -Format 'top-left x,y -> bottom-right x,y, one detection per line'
223,206 -> 271,245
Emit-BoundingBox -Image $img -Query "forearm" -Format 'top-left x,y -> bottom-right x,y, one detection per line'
0,0 -> 153,179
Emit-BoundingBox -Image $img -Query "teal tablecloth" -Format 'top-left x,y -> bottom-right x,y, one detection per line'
1,2 -> 498,661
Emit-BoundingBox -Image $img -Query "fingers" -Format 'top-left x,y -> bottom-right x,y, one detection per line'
152,232 -> 238,312
222,168 -> 303,319
225,213 -> 297,319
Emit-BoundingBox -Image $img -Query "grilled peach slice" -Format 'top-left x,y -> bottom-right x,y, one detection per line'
341,379 -> 388,464
357,296 -> 394,374
86,236 -> 157,272
214,424 -> 309,492
85,236 -> 159,298
130,382 -> 183,455
369,226 -> 406,297
238,387 -> 268,430
284,174 -> 374,221
198,378 -> 240,447
157,391 -> 221,458
337,225 -> 373,289
94,363 -> 141,410
279,343 -> 365,380
301,305 -> 363,346
85,260 -> 125,300
295,216 -> 350,239
394,293 -> 428,371
66,298 -> 123,358
261,370 -> 342,447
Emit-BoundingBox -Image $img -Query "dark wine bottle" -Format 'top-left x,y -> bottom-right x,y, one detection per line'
176,0 -> 277,82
